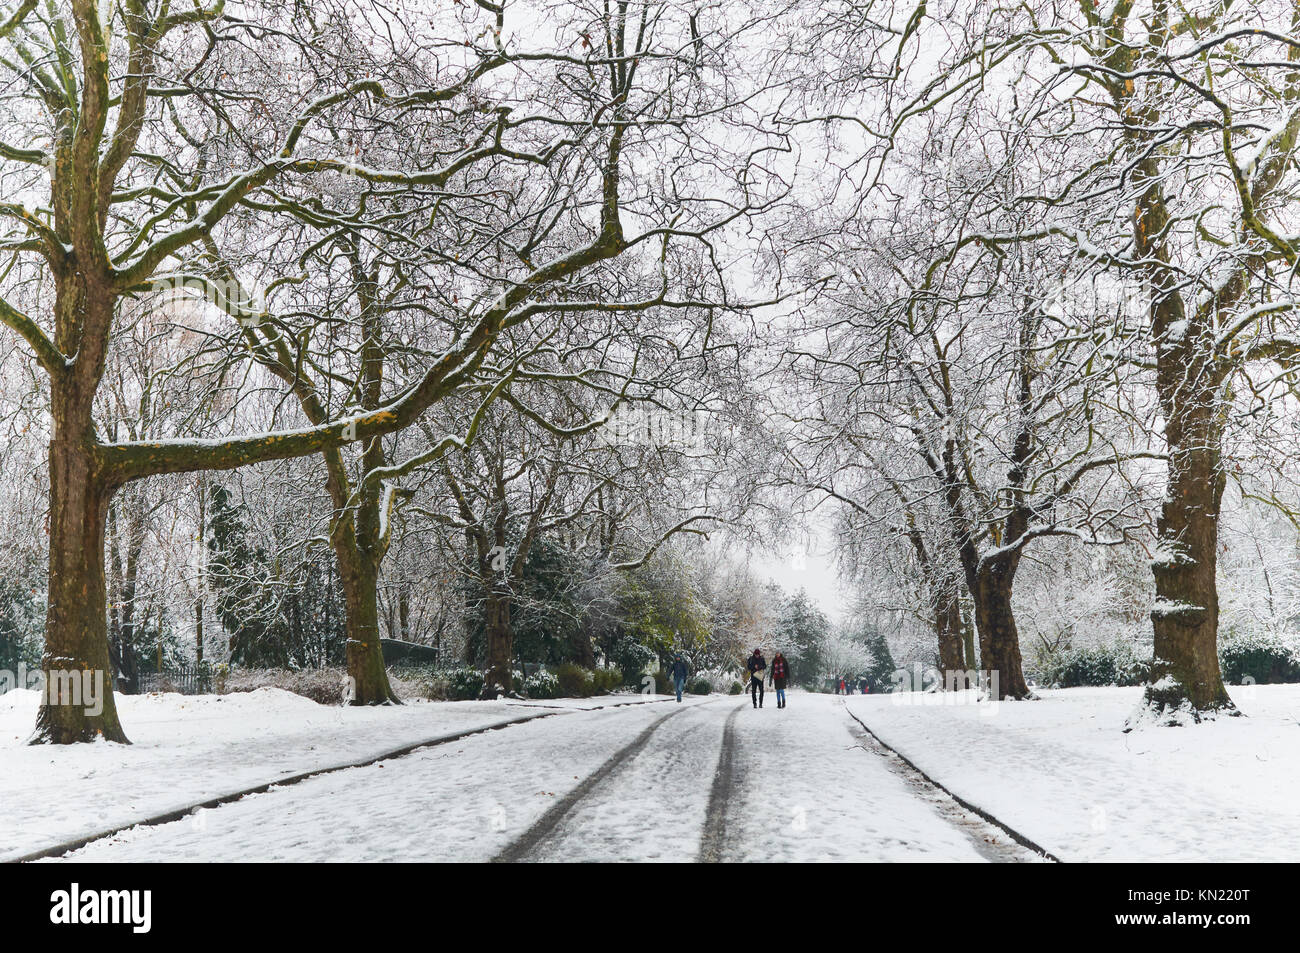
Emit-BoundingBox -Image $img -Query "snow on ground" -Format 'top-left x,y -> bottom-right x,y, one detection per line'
513,697 -> 728,862
38,693 -> 992,863
719,693 -> 989,862
21,684 -> 1274,863
846,684 -> 1300,862
0,687 -> 665,861
50,697 -> 715,863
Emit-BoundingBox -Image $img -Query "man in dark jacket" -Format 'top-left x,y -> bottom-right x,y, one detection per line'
670,653 -> 689,703
746,649 -> 766,708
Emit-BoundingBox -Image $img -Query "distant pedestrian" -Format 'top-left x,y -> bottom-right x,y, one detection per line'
769,652 -> 790,709
747,649 -> 767,708
838,676 -> 846,695
670,652 -> 689,703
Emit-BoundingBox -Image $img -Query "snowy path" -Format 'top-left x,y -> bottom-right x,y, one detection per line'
42,693 -> 1030,863
699,693 -> 1033,862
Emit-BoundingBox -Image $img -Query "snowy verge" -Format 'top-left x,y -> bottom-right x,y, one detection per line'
845,685 -> 1300,861
0,687 -> 667,861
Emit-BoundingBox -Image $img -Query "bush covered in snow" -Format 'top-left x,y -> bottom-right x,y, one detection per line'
386,664 -> 486,701
533,664 -> 623,697
687,676 -> 712,695
220,667 -> 351,704
695,667 -> 738,693
445,667 -> 487,700
1038,643 -> 1150,688
1219,632 -> 1300,684
553,662 -> 594,697
523,669 -> 560,699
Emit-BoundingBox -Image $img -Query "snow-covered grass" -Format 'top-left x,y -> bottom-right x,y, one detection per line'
846,684 -> 1300,862
0,687 -> 666,861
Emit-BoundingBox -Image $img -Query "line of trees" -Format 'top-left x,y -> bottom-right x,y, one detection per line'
0,0 -> 788,742
6,0 -> 1300,743
775,0 -> 1300,724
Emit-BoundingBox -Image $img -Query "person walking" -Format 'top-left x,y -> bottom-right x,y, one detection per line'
769,651 -> 790,709
747,648 -> 767,708
670,652 -> 689,703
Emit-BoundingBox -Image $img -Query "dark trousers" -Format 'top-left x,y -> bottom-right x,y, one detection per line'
750,675 -> 764,707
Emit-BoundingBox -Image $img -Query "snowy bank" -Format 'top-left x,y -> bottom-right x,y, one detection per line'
845,684 -> 1300,861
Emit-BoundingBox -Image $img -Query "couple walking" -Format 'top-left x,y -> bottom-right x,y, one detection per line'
666,649 -> 792,709
746,648 -> 791,709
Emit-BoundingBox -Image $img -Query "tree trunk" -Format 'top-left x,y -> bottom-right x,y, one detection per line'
934,585 -> 970,689
1141,375 -> 1236,722
971,558 -> 1032,701
573,624 -> 597,669
905,527 -> 968,688
481,586 -> 514,697
1121,79 -> 1235,724
337,546 -> 400,705
195,598 -> 204,667
320,432 -> 401,704
961,603 -> 978,674
195,480 -> 205,667
32,437 -> 129,744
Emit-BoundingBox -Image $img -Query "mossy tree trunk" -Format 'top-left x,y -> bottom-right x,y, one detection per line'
935,587 -> 969,688
905,523 -> 969,687
444,449 -> 561,699
1141,272 -> 1235,721
35,273 -> 127,742
217,238 -> 403,706
482,585 -> 514,698
1120,77 -> 1238,724
970,555 -> 1032,701
35,435 -> 128,744
337,547 -> 399,705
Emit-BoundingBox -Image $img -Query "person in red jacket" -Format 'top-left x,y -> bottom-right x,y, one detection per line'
769,652 -> 791,708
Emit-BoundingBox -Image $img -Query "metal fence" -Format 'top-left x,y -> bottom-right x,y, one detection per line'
135,663 -> 213,696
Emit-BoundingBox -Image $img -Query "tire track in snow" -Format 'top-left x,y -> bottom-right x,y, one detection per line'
493,698 -> 723,862
697,702 -> 744,863
842,702 -> 1059,862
